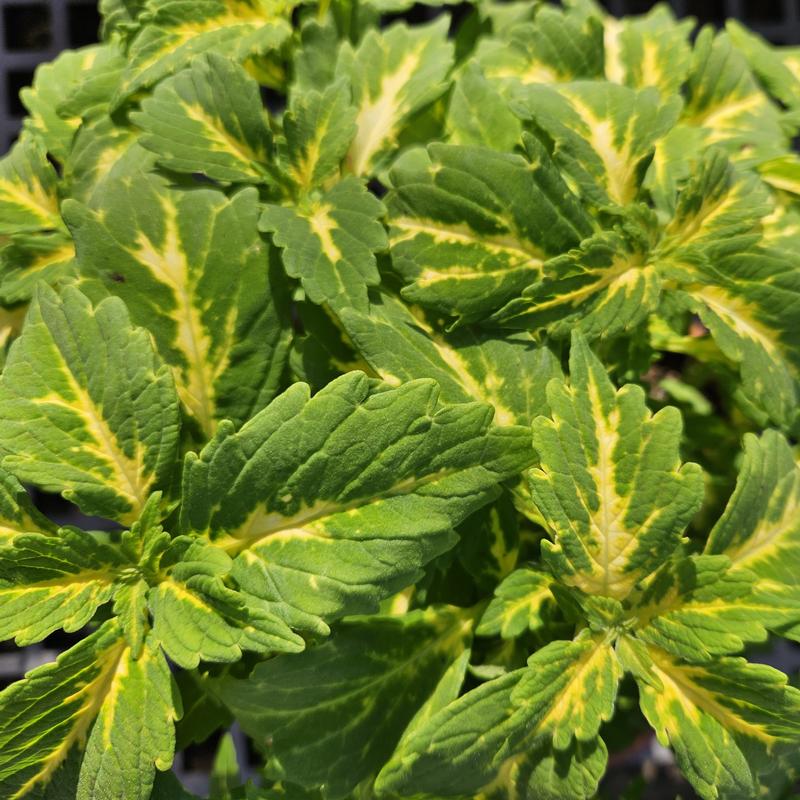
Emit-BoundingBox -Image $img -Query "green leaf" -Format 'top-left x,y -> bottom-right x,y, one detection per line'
132,53 -> 273,183
335,18 -> 454,175
476,566 -> 556,639
209,734 -> 240,799
220,606 -> 473,799
181,371 -> 532,622
0,529 -> 125,646
636,646 -> 800,800
386,137 -> 593,323
339,292 -> 563,426
113,0 -> 292,106
149,539 -> 304,669
513,82 -> 682,207
76,636 -> 180,800
260,177 -> 387,312
531,333 -> 704,599
0,232 -> 76,304
63,177 -> 291,436
284,80 -> 357,192
0,285 -> 181,523
445,63 -> 521,151
376,633 -> 619,796
0,137 -> 62,235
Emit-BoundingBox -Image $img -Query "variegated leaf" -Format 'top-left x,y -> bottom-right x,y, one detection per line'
476,566 -> 556,639
636,646 -> 800,800
220,606 -> 473,798
0,622 -> 178,800
473,4 -> 605,90
339,292 -> 563,427
0,465 -> 55,544
0,232 -> 75,304
0,285 -> 181,523
0,137 -> 62,235
0,529 -> 125,645
113,0 -> 293,105
181,371 -> 532,622
260,176 -> 387,312
531,333 -> 704,599
132,53 -> 272,183
513,81 -> 681,207
336,18 -> 454,176
603,4 -> 693,96
376,633 -> 619,797
386,136 -> 593,323
64,175 -> 291,436
149,539 -> 304,669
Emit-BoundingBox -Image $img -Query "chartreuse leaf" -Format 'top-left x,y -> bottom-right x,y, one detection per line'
386,136 -> 593,323
0,622 -> 179,800
339,292 -> 563,426
376,633 -> 619,798
0,137 -> 63,235
63,174 -> 291,435
0,465 -> 56,543
260,177 -> 387,312
602,4 -> 693,96
0,529 -> 124,646
635,645 -> 800,800
132,53 -> 272,183
532,333 -> 704,599
113,0 -> 293,105
284,80 -> 357,192
0,285 -> 181,523
220,606 -> 473,799
149,538 -> 304,669
473,3 -> 605,90
182,371 -> 532,623
513,82 -> 681,208
336,18 -> 454,176
476,566 -> 556,639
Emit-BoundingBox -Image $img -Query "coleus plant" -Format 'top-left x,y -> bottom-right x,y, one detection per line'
1,0 -> 800,798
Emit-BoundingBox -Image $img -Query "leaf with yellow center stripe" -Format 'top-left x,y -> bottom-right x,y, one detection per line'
339,292 -> 563,427
0,465 -> 56,544
260,177 -> 387,313
602,4 -> 693,96
0,137 -> 62,235
0,529 -> 125,646
635,644 -> 800,800
132,53 -> 273,184
63,173 -> 291,436
386,135 -> 593,324
476,566 -> 557,639
375,632 -> 619,798
473,3 -> 605,92
335,18 -> 454,176
0,231 -> 76,304
531,333 -> 704,599
681,27 -> 788,165
0,622 -> 180,800
113,0 -> 293,106
0,285 -> 181,523
513,81 -> 681,208
181,371 -> 533,624
219,605 -> 474,798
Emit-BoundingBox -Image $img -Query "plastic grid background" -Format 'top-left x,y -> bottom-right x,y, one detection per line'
1,0 -> 800,795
